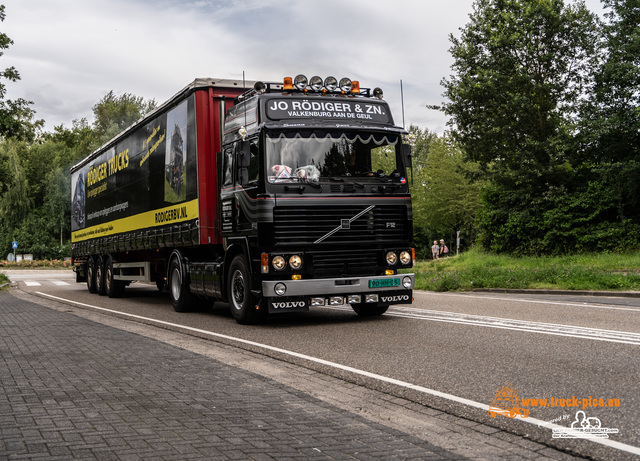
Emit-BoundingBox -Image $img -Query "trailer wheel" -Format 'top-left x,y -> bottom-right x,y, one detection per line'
351,303 -> 389,317
105,256 -> 125,298
95,255 -> 107,296
86,257 -> 97,293
228,255 -> 262,324
169,258 -> 193,312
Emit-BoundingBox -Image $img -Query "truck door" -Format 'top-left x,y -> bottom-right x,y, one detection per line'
220,138 -> 259,234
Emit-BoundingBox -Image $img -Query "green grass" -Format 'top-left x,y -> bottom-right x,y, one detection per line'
404,248 -> 640,292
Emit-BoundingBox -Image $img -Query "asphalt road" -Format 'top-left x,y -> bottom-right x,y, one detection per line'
4,269 -> 640,460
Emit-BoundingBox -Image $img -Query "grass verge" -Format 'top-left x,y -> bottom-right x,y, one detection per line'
405,248 -> 640,292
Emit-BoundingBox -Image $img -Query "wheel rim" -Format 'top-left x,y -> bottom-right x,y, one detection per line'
170,267 -> 181,300
105,266 -> 112,292
231,269 -> 245,310
96,264 -> 103,289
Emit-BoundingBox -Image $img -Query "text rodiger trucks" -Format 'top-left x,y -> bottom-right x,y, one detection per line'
71,75 -> 415,324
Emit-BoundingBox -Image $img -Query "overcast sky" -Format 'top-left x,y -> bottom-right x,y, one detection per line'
3,0 -> 605,134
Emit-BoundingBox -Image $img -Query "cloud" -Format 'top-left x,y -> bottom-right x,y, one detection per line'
2,0 -> 607,133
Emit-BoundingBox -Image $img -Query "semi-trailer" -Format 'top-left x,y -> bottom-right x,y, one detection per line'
71,75 -> 415,324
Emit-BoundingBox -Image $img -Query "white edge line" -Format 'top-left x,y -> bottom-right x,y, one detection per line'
34,291 -> 640,457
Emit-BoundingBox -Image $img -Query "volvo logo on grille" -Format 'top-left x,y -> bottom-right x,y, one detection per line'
314,205 -> 376,244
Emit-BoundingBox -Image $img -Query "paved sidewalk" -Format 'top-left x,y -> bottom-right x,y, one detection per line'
0,291 -> 466,460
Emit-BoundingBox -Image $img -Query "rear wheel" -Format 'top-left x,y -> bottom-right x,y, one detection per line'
169,258 -> 193,312
227,255 -> 262,324
105,256 -> 125,298
86,257 -> 97,293
95,256 -> 106,296
351,303 -> 389,316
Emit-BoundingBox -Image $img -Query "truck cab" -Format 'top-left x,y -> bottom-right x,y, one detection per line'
218,75 -> 415,323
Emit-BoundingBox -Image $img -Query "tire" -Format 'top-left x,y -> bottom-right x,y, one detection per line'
227,255 -> 262,324
86,257 -> 97,293
168,258 -> 193,312
351,303 -> 389,316
105,256 -> 125,298
95,255 -> 106,296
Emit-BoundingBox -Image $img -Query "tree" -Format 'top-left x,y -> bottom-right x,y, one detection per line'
434,0 -> 601,254
412,134 -> 482,252
581,0 -> 639,164
437,0 -> 597,183
92,90 -> 157,145
0,138 -> 32,230
0,5 -> 42,141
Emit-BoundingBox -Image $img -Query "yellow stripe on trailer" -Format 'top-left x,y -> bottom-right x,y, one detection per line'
72,199 -> 199,243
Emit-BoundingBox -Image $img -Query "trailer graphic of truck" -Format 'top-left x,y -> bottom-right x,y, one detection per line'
71,75 -> 415,323
166,123 -> 184,196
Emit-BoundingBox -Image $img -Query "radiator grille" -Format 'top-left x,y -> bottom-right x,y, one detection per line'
312,249 -> 379,277
273,204 -> 407,246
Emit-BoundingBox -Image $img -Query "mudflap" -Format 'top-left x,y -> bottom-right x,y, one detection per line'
267,297 -> 310,314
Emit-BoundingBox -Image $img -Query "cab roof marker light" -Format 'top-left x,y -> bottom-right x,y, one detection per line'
283,77 -> 294,91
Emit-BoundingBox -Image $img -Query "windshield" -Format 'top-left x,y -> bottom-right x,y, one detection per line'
265,131 -> 404,183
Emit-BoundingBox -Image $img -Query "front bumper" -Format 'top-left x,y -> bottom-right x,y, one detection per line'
262,273 -> 415,297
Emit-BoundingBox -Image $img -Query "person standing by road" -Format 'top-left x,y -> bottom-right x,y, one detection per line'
439,239 -> 449,258
431,240 -> 440,260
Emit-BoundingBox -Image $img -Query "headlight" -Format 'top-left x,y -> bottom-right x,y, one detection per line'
386,251 -> 398,265
289,255 -> 303,270
403,276 -> 412,289
399,251 -> 411,265
309,76 -> 323,92
339,77 -> 352,93
324,76 -> 338,91
294,74 -> 308,90
274,283 -> 287,296
272,256 -> 286,270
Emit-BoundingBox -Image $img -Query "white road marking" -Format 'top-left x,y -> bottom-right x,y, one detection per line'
323,304 -> 640,345
34,291 -> 640,457
23,281 -> 41,286
423,292 -> 640,313
52,281 -> 69,286
383,306 -> 640,345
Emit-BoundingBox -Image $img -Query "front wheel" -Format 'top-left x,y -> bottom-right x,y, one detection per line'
351,303 -> 389,317
168,258 -> 193,312
227,255 -> 262,324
